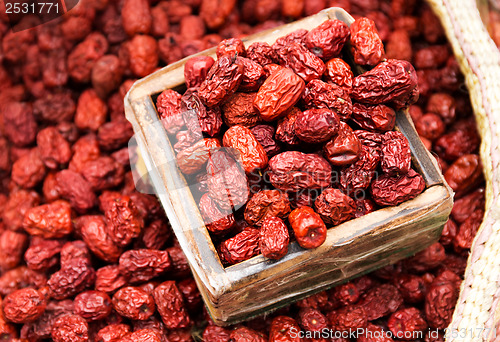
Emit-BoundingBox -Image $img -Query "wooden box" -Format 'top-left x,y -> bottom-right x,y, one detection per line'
124,7 -> 453,326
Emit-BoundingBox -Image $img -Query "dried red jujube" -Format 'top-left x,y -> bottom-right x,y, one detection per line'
289,206 -> 327,249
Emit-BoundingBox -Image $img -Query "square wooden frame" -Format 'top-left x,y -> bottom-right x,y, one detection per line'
124,7 -> 453,325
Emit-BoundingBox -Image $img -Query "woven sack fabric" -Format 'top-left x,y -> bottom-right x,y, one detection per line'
426,0 -> 500,340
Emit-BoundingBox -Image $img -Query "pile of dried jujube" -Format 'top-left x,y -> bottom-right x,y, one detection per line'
159,17 -> 424,265
0,0 -> 484,340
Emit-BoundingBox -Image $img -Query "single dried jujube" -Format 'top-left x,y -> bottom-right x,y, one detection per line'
324,58 -> 354,92
351,103 -> 396,132
324,121 -> 361,166
199,193 -> 235,235
371,169 -> 425,206
23,200 -> 73,239
246,42 -> 278,66
74,290 -> 112,321
51,314 -> 89,342
302,79 -> 353,120
216,38 -> 246,58
352,59 -> 418,109
340,144 -> 381,195
80,215 -> 123,263
253,67 -> 305,121
206,149 -> 249,211
198,54 -> 243,107
48,258 -> 95,300
181,88 -> 223,138
112,286 -> 155,321
176,138 -> 221,175
289,206 -> 327,249
250,124 -> 281,158
156,89 -> 185,135
381,131 -> 412,174
244,189 -> 291,226
103,193 -> 144,247
350,17 -> 385,66
153,280 -> 191,329
223,125 -> 268,174
278,43 -> 326,82
305,19 -> 350,60
275,107 -> 301,146
259,217 -> 289,260
236,56 -> 266,91
294,108 -> 340,144
221,92 -> 261,128
268,151 -> 332,192
184,55 -> 215,88
119,249 -> 171,283
314,188 -> 356,226
2,288 -> 47,324
220,227 -> 261,264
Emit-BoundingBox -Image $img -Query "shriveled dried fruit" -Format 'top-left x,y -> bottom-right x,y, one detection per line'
247,42 -> 277,66
156,89 -> 185,135
259,217 -> 289,260
95,265 -> 128,293
359,284 -> 403,320
289,206 -> 327,249
328,305 -> 368,332
350,17 -> 385,66
302,79 -> 352,120
74,290 -> 112,321
352,103 -> 396,132
199,193 -> 235,235
245,190 -> 291,226
269,316 -> 301,342
80,215 -> 123,263
181,88 -> 223,138
184,56 -> 215,89
381,131 -> 412,174
96,324 -> 131,342
221,92 -> 261,128
48,258 -> 95,300
254,68 -> 305,122
315,188 -> 355,226
295,108 -> 340,144
324,121 -> 361,166
206,149 -> 249,211
229,326 -> 266,342
37,127 -> 72,168
250,124 -> 281,158
324,58 -> 353,92
23,200 -> 73,239
103,193 -> 144,247
279,43 -> 326,82
153,281 -> 191,329
176,138 -> 221,175
45,314 -> 87,342
352,59 -> 418,109
276,107 -> 301,146
305,19 -> 350,60
199,55 -> 243,107
220,227 -> 261,264
112,286 -> 155,321
223,125 -> 268,174
371,169 -> 425,206
118,249 -> 171,283
2,288 -> 47,324
268,151 -> 332,192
